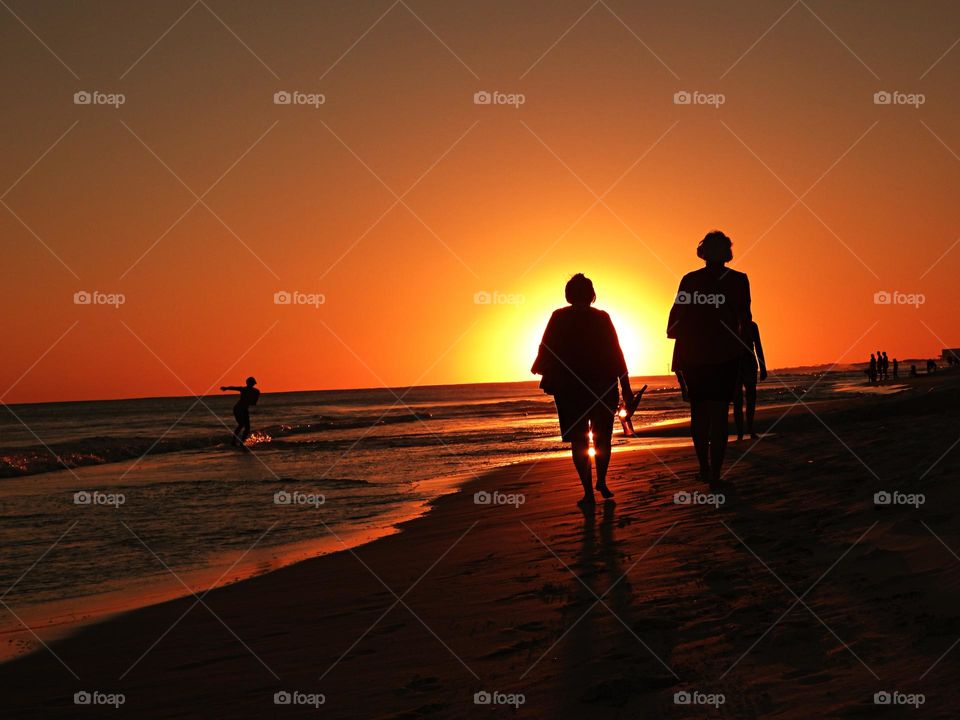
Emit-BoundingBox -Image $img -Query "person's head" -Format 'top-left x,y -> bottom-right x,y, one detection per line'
246,376 -> 257,387
564,273 -> 596,306
697,230 -> 733,266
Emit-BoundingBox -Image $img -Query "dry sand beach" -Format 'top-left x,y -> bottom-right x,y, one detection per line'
4,370 -> 960,718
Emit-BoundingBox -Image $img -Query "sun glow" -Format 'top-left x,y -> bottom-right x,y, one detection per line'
465,269 -> 674,383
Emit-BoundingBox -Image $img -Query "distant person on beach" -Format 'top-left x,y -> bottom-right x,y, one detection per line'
927,359 -> 938,374
910,364 -> 918,377
881,351 -> 889,381
733,320 -> 767,441
892,358 -> 899,379
868,354 -> 878,384
220,377 -> 260,446
532,273 -> 636,507
667,231 -> 752,485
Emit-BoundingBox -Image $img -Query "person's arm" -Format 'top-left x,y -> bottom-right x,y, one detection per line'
605,313 -> 633,404
666,277 -> 688,339
220,386 -> 243,392
531,313 -> 559,376
754,323 -> 767,381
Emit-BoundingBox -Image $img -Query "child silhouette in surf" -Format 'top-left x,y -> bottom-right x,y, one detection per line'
220,377 -> 260,446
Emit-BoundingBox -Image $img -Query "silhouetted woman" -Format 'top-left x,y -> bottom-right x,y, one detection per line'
667,232 -> 752,485
733,320 -> 767,441
532,274 -> 635,507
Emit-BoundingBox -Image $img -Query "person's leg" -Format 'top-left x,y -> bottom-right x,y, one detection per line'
593,416 -> 615,499
240,415 -> 251,443
732,383 -> 744,440
232,408 -> 243,445
707,400 -> 729,484
690,401 -> 710,481
744,381 -> 758,438
570,436 -> 594,504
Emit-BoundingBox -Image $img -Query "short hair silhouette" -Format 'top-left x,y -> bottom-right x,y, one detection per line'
246,376 -> 257,386
565,273 -> 596,305
697,231 -> 733,264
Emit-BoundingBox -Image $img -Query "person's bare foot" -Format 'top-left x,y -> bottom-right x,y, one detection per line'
577,494 -> 596,508
595,483 -> 614,499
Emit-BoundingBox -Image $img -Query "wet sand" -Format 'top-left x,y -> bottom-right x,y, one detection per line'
3,370 -> 960,718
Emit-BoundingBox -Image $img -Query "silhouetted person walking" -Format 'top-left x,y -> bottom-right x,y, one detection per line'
733,320 -> 767,441
892,357 -> 899,379
868,354 -> 877,384
533,274 -> 635,507
221,377 -> 260,446
881,351 -> 889,381
667,231 -> 752,485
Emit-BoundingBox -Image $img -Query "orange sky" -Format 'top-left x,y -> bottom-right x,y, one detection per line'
2,0 -> 959,403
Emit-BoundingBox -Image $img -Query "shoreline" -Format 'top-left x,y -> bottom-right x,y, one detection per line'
4,370 -> 959,717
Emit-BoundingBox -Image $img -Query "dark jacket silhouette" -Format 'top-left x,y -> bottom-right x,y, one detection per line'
667,266 -> 752,371
532,306 -> 627,397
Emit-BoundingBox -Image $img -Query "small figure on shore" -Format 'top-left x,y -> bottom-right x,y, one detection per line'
927,359 -> 938,374
221,377 -> 260,446
868,354 -> 878,384
532,274 -> 636,507
881,351 -> 889,381
910,364 -> 918,377
892,357 -> 899,379
733,320 -> 767,441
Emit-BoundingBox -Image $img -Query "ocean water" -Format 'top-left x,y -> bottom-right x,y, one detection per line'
0,372 -> 861,648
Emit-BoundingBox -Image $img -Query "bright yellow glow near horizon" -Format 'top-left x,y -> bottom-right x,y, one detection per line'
465,268 -> 675,384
